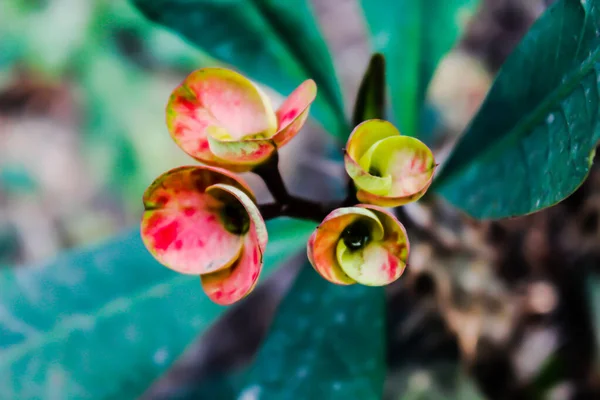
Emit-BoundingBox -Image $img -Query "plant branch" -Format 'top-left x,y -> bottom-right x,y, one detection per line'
254,152 -> 337,222
253,152 -> 291,204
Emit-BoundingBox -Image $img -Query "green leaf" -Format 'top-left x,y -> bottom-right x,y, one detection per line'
0,0 -> 95,77
238,264 -> 386,399
131,0 -> 347,138
352,53 -> 386,126
360,0 -> 480,136
435,0 -> 600,219
0,218 -> 315,399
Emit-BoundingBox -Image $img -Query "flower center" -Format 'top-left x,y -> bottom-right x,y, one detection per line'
221,203 -> 250,235
341,219 -> 372,251
368,166 -> 381,177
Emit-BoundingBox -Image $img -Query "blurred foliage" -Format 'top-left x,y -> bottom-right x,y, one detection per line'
0,218 -> 315,399
239,264 -> 386,399
359,0 -> 481,137
0,0 -> 221,263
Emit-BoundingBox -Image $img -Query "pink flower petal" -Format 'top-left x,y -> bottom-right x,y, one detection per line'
272,79 -> 316,147
206,183 -> 267,252
141,166 -> 255,275
166,68 -> 277,168
201,231 -> 263,306
200,182 -> 267,305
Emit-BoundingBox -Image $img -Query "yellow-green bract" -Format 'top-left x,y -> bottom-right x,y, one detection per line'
344,119 -> 436,207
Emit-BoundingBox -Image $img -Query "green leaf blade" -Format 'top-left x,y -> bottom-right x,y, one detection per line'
352,53 -> 386,126
239,265 -> 386,399
131,0 -> 346,137
0,218 -> 315,399
436,0 -> 600,219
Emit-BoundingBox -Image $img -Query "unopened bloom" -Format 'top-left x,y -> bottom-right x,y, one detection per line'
344,119 -> 435,207
167,67 -> 316,171
141,165 -> 267,305
307,205 -> 408,286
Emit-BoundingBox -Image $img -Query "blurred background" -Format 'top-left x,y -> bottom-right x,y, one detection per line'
4,0 -> 600,399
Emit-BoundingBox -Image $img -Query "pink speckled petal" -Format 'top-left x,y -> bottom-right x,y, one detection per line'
166,68 -> 277,166
166,85 -> 214,164
308,207 -> 383,285
201,214 -> 264,305
141,166 -> 254,275
272,79 -> 316,147
201,231 -> 263,306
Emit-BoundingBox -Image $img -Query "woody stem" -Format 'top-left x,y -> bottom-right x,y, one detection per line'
254,152 -> 332,222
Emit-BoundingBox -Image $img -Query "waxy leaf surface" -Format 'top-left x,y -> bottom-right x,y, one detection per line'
0,218 -> 314,399
436,0 -> 600,219
239,264 -> 386,399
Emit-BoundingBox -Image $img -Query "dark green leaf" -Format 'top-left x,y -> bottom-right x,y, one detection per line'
352,53 -> 386,126
0,218 -> 314,399
238,264 -> 386,399
436,0 -> 600,219
360,0 -> 480,136
131,0 -> 346,137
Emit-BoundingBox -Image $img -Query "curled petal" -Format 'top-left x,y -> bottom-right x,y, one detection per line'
166,68 -> 277,167
344,119 -> 435,207
206,183 -> 267,252
345,120 -> 398,195
200,183 -> 267,305
201,225 -> 263,306
367,136 -> 435,197
344,153 -> 392,195
337,205 -> 408,286
141,166 -> 254,275
307,207 -> 383,285
307,205 -> 408,287
346,119 -> 398,170
272,79 -> 317,147
336,243 -> 403,286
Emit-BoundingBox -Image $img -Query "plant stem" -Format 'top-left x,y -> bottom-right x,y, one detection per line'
254,152 -> 335,222
253,152 -> 290,204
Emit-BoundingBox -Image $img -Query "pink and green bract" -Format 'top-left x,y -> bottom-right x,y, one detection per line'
344,119 -> 436,207
166,67 -> 316,171
307,205 -> 409,286
141,165 -> 267,305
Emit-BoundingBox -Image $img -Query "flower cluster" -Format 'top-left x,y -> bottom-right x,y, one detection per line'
141,67 -> 435,305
